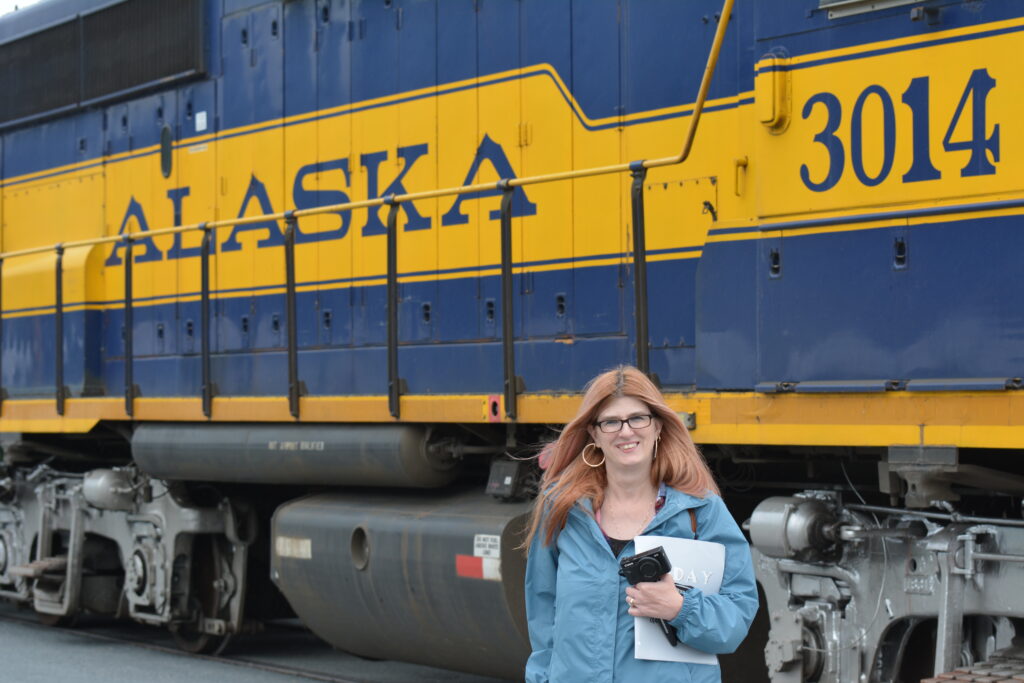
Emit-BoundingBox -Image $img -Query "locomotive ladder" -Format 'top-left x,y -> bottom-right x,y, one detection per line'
0,0 -> 736,423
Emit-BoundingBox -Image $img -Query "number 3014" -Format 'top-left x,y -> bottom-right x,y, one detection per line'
799,68 -> 1000,193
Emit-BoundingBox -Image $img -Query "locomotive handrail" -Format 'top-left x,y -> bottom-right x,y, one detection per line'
0,0 -> 734,265
0,0 -> 734,419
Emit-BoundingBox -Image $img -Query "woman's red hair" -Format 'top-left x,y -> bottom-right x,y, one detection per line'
525,366 -> 718,548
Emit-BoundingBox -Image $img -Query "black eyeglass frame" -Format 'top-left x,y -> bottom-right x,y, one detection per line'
594,414 -> 654,433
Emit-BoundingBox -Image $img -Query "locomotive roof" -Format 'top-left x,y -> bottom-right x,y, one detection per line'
0,0 -> 126,45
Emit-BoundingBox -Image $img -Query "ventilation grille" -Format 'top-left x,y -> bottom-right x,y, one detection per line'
819,0 -> 918,19
0,20 -> 80,123
0,0 -> 204,127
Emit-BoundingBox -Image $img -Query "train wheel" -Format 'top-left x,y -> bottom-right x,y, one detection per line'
170,597 -> 232,656
169,534 -> 234,656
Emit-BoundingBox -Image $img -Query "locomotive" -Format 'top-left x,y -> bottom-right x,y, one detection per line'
0,0 -> 1022,680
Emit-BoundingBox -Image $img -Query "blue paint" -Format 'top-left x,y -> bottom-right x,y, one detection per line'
105,198 -> 166,266
360,145 -> 432,236
283,0 -> 317,118
3,0 -> 760,182
569,0 -> 614,119
220,175 -> 286,251
850,85 -> 895,186
3,253 -> 703,399
292,159 -> 353,242
942,67 -> 1000,178
6,0 -> 1018,183
441,136 -> 538,226
3,310 -> 102,399
8,208 -> 1024,401
900,76 -> 942,183
800,92 -> 844,193
623,0 -> 728,115
752,214 -> 1024,386
694,239 -> 758,390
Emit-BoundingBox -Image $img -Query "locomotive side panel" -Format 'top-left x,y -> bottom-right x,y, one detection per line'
0,0 -> 747,407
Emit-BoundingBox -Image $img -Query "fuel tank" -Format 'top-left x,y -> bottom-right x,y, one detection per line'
271,489 -> 531,679
132,423 -> 458,488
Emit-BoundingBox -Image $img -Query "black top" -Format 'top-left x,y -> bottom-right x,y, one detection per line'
607,536 -> 631,557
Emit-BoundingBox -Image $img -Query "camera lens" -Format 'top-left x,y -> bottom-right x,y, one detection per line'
637,557 -> 660,581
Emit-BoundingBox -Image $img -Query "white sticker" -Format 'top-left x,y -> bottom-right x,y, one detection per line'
275,535 -> 312,559
482,557 -> 501,581
196,110 -> 208,132
474,533 -> 501,559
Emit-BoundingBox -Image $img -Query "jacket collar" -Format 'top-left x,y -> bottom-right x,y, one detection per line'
569,485 -> 712,526
658,486 -> 712,519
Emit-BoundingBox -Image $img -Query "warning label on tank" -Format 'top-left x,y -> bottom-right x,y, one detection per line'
275,536 -> 313,560
473,534 -> 501,558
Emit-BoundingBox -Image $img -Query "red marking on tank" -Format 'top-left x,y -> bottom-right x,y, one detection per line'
456,554 -> 484,579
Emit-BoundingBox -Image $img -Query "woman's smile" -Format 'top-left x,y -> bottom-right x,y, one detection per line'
590,396 -> 662,469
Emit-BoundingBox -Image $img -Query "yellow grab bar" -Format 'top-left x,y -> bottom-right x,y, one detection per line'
0,0 -> 734,262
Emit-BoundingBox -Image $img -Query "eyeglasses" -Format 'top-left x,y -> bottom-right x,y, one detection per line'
594,414 -> 653,433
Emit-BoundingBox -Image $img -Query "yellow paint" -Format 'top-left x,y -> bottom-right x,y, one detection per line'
754,55 -> 791,132
3,391 -> 1024,450
1,63 -> 747,317
756,25 -> 1024,221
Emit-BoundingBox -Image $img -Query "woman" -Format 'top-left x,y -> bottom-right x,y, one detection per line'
524,366 -> 758,682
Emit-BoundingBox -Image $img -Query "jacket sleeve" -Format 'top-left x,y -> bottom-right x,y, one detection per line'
668,495 -> 759,654
524,533 -> 558,683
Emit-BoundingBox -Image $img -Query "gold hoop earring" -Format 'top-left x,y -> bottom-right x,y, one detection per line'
581,443 -> 605,468
654,437 -> 660,461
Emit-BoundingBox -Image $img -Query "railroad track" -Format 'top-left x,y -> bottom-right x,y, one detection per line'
0,608 -> 360,683
924,646 -> 1024,682
0,602 -> 505,683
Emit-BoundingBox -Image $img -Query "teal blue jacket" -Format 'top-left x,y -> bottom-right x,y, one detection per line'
525,488 -> 758,682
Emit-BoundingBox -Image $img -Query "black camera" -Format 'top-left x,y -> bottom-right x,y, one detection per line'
618,546 -> 672,584
619,546 -> 679,647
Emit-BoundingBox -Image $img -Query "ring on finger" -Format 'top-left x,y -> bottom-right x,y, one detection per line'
628,597 -> 635,607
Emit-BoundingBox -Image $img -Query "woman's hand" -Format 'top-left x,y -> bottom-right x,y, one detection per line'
625,573 -> 683,621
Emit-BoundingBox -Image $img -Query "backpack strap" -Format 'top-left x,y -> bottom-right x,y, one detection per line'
689,508 -> 698,539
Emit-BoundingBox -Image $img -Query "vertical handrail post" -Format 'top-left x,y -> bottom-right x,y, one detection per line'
123,236 -> 135,417
199,223 -> 214,418
498,181 -> 519,420
55,244 -> 65,415
629,162 -> 651,376
385,197 -> 403,419
284,212 -> 301,419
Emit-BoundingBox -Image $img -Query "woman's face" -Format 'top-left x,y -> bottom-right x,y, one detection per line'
588,395 -> 662,471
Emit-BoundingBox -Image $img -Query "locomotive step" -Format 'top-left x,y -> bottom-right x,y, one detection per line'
8,556 -> 68,579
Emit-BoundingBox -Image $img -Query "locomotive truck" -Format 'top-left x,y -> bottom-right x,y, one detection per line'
0,0 -> 1022,681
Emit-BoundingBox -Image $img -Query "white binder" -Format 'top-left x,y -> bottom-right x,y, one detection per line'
632,534 -> 725,665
